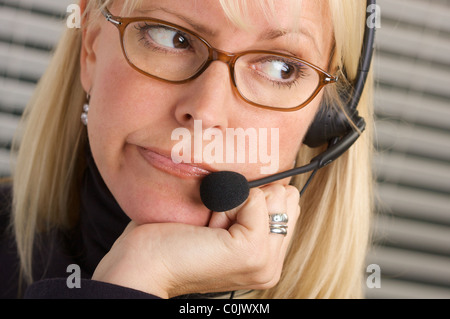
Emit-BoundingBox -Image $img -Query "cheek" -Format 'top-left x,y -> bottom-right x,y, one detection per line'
85,38 -> 178,203
87,47 -> 173,162
275,101 -> 320,167
86,23 -> 178,143
85,54 -> 212,225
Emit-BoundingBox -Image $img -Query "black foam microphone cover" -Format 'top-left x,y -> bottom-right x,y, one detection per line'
200,171 -> 249,212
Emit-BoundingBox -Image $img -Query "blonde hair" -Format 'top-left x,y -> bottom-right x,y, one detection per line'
11,0 -> 373,298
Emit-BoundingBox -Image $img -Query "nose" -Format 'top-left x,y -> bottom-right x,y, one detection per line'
174,60 -> 234,131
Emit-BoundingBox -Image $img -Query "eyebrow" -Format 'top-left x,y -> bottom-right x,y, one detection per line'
137,7 -> 217,38
259,27 -> 321,54
137,7 -> 320,54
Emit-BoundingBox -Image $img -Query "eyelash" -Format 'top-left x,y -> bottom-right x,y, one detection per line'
134,23 -> 194,54
252,57 -> 308,89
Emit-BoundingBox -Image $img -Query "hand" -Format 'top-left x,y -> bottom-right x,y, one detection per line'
92,184 -> 300,298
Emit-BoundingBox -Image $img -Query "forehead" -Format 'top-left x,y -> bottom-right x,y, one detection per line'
113,0 -> 331,32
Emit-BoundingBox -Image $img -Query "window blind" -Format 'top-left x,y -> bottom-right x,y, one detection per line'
367,0 -> 450,298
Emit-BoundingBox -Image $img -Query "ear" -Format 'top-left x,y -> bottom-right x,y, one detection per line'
80,0 -> 101,94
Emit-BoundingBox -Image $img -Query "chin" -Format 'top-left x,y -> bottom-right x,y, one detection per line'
115,185 -> 213,227
102,144 -> 214,226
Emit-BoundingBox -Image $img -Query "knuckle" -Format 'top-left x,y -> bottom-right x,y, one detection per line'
264,183 -> 286,199
243,188 -> 267,212
261,270 -> 282,289
249,263 -> 280,287
285,185 -> 300,202
285,184 -> 299,195
246,188 -> 264,204
250,187 -> 265,202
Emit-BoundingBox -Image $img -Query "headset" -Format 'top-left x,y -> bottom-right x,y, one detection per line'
200,0 -> 377,212
304,0 -> 376,149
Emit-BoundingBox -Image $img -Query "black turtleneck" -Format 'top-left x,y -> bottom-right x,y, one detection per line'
76,149 -> 132,275
0,150 -> 157,299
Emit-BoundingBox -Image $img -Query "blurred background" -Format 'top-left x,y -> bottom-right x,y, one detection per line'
0,0 -> 449,298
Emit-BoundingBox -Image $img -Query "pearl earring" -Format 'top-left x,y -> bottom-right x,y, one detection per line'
81,94 -> 90,126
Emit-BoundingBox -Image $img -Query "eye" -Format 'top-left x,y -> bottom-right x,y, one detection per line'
146,26 -> 191,50
259,60 -> 296,81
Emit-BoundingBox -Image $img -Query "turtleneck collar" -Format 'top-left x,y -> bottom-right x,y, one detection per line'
78,148 -> 131,276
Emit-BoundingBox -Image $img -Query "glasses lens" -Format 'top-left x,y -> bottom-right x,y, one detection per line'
234,53 -> 320,109
123,20 -> 209,81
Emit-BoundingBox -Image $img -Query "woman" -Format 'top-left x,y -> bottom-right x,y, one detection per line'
0,0 -> 373,298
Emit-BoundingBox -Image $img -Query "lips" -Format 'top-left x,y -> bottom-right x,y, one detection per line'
137,146 -> 212,179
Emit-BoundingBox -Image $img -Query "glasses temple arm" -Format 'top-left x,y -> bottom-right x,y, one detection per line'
100,6 -> 122,25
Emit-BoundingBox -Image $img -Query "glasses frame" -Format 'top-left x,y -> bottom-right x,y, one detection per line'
100,6 -> 338,112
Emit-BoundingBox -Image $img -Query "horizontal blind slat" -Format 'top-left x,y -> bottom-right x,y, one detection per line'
374,121 -> 450,162
0,7 -> 66,49
2,0 -> 74,16
0,42 -> 50,81
374,87 -> 450,131
0,77 -> 35,113
376,183 -> 450,225
367,246 -> 450,286
378,0 -> 450,32
364,277 -> 450,299
373,215 -> 450,255
374,153 -> 450,193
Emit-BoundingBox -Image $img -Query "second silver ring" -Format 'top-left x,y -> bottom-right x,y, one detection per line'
269,213 -> 289,224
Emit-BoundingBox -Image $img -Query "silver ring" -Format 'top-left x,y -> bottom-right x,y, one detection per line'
269,213 -> 288,236
269,213 -> 289,224
269,224 -> 288,236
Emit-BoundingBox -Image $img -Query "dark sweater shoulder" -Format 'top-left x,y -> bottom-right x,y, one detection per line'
25,278 -> 160,299
0,181 -> 13,234
0,181 -> 22,298
0,182 -> 81,298
0,181 -> 159,299
0,181 -> 77,298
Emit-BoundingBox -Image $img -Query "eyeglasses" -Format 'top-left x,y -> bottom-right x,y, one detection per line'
100,6 -> 338,112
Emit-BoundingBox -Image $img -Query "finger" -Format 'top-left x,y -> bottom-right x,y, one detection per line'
228,188 -> 268,240
208,202 -> 244,229
257,184 -> 290,286
278,185 -> 300,257
261,183 -> 288,245
263,183 -> 288,215
266,186 -> 300,286
208,211 -> 234,229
